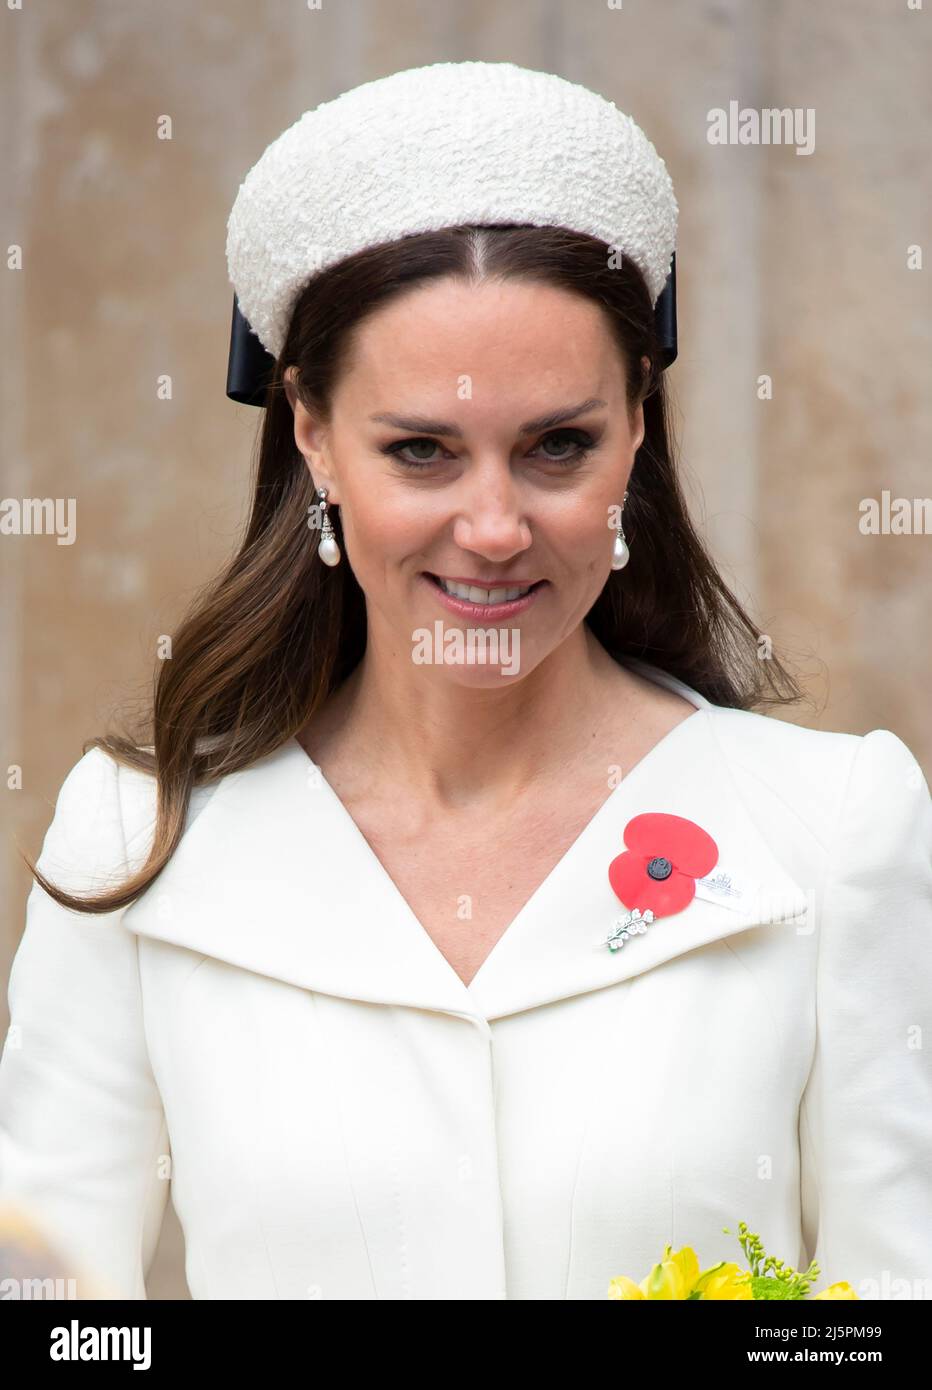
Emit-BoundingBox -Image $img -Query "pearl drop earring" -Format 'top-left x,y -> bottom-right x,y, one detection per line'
316,486 -> 341,566
611,489 -> 630,570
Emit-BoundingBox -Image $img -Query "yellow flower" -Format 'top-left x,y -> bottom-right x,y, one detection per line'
609,1223 -> 858,1300
607,1275 -> 645,1300
643,1243 -> 695,1298
694,1262 -> 754,1300
608,1245 -> 753,1300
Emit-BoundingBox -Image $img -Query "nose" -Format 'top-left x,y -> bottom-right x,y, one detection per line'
451,459 -> 533,560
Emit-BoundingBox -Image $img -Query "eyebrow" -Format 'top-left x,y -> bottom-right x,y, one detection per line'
368,397 -> 608,438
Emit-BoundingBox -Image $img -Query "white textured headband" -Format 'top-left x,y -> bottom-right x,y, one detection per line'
225,60 -> 678,398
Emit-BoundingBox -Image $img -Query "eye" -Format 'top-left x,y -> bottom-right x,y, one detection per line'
382,437 -> 446,469
382,427 -> 597,471
531,428 -> 596,464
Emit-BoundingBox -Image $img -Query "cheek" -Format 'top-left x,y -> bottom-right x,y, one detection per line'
342,471 -> 620,561
340,481 -> 437,563
541,484 -> 618,548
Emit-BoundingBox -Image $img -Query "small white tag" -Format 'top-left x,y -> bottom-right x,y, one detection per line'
693,866 -> 760,912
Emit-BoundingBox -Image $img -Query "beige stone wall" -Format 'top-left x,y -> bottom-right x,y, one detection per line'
2,0 -> 929,1300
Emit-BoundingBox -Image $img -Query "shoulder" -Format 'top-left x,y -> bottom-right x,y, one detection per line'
32,747 -> 129,895
706,705 -> 930,859
707,702 -> 925,783
38,747 -> 158,887
43,744 -> 127,837
47,743 -> 235,878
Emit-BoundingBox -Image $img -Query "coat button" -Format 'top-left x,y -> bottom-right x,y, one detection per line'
646,856 -> 673,880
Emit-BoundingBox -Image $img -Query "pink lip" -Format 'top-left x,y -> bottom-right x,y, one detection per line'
421,572 -> 546,618
432,575 -> 543,586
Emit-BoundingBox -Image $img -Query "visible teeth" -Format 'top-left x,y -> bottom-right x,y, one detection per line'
437,577 -> 534,603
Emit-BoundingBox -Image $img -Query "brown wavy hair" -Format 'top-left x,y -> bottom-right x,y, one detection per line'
24,223 -> 806,914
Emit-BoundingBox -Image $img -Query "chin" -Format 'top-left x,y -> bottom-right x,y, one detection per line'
410,631 -> 532,685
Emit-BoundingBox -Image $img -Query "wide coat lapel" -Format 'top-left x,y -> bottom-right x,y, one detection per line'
122,707 -> 809,1032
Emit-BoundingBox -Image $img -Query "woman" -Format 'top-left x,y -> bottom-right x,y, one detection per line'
1,62 -> 930,1302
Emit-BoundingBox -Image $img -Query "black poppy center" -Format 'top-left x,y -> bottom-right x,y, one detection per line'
646,856 -> 673,880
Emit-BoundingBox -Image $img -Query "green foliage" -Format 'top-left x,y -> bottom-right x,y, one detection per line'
723,1221 -> 821,1299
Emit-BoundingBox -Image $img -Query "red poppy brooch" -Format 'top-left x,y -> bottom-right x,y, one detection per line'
603,812 -> 719,952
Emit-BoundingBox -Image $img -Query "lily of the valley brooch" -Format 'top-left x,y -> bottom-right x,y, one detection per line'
603,812 -> 720,951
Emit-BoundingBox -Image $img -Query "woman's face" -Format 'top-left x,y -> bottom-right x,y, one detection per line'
286,277 -> 646,683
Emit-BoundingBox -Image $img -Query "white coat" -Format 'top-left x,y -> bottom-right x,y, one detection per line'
1,658 -> 931,1300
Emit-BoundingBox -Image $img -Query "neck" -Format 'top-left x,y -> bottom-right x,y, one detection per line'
318,624 -> 638,814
